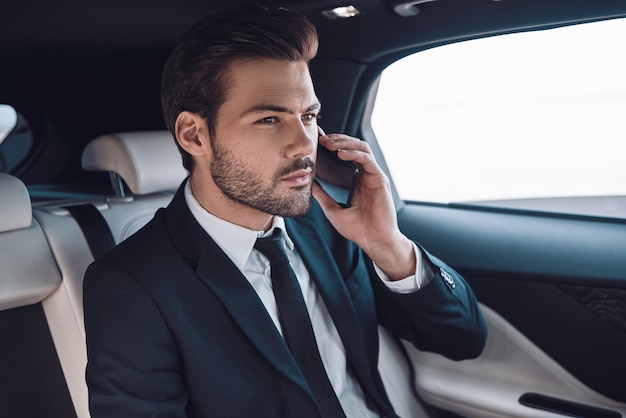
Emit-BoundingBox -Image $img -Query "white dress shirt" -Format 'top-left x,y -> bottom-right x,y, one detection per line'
184,182 -> 431,417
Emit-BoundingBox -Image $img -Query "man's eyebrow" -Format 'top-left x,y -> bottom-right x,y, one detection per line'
239,102 -> 321,117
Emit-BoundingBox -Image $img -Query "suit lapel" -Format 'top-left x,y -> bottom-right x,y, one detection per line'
286,217 -> 365,349
164,182 -> 312,395
194,244 -> 314,388
286,217 -> 396,417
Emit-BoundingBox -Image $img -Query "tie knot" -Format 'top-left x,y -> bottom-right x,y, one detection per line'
254,229 -> 290,268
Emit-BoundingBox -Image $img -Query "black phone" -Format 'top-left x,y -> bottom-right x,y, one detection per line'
315,143 -> 359,207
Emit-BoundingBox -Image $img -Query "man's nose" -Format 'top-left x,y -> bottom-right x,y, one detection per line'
285,122 -> 316,159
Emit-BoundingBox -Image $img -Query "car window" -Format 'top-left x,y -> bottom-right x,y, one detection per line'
0,104 -> 34,174
370,18 -> 626,219
0,104 -> 17,145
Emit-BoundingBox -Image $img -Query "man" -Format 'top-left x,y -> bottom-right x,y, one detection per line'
83,6 -> 487,418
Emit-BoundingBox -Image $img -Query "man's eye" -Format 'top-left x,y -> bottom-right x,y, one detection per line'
258,117 -> 278,124
302,113 -> 319,123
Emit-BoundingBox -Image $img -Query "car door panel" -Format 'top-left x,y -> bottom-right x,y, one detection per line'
404,305 -> 625,417
397,203 -> 626,417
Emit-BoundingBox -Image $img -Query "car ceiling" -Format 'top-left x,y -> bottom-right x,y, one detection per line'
3,0 -> 626,63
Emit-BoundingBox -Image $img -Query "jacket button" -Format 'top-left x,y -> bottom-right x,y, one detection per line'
441,269 -> 456,288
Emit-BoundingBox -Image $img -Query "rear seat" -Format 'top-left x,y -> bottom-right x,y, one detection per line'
0,173 -> 77,417
77,130 -> 187,241
32,131 -> 186,418
2,130 -> 426,417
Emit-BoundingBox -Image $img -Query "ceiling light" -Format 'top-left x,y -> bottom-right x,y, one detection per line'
392,0 -> 436,17
321,5 -> 362,20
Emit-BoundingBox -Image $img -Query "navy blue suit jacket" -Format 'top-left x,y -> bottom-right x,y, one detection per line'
83,181 -> 486,418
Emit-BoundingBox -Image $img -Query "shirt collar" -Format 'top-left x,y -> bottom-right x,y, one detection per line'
184,181 -> 294,270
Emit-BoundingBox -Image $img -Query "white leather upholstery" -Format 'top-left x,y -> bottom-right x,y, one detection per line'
378,327 -> 429,417
0,174 -> 62,311
99,195 -> 174,242
35,207 -> 95,418
406,304 -> 626,417
0,172 -> 32,232
81,131 -> 187,195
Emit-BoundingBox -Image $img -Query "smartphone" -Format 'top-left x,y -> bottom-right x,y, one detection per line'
315,142 -> 359,207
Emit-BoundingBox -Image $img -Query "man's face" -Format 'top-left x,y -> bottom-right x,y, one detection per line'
208,58 -> 320,218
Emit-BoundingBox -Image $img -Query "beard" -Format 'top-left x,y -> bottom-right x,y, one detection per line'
209,139 -> 314,218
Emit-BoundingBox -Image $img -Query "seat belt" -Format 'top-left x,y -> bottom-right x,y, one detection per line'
64,204 -> 116,260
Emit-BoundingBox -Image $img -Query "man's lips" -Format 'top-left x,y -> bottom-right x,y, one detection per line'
279,168 -> 313,185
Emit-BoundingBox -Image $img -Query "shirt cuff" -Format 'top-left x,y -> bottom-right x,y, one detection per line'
374,242 -> 434,294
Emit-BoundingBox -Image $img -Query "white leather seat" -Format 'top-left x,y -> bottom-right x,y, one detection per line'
0,172 -> 61,311
80,131 -> 187,241
31,131 -> 187,418
0,173 -> 78,417
82,130 -> 187,196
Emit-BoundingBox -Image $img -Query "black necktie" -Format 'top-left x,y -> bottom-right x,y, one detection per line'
255,229 -> 346,418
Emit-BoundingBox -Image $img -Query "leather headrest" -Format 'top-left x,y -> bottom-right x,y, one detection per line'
81,131 -> 187,195
0,173 -> 31,232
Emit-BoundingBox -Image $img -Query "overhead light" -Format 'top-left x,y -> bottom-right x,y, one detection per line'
321,5 -> 362,20
392,0 -> 436,17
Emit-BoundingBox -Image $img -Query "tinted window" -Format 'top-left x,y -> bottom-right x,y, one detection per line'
0,105 -> 17,145
0,104 -> 34,174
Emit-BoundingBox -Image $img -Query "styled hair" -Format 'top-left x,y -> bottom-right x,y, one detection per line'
161,6 -> 319,171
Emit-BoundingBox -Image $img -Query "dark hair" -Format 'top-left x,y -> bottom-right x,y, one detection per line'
161,6 -> 319,171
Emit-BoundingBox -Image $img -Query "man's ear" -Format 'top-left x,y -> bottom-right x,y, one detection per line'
175,111 -> 210,157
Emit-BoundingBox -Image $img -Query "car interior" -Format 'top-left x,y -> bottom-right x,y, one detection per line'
2,0 -> 626,417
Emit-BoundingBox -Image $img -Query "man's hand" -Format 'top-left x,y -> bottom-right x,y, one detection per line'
312,130 -> 415,281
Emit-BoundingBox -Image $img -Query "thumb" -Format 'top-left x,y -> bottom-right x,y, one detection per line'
312,180 -> 342,218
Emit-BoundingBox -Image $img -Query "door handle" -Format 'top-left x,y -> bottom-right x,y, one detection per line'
519,393 -> 621,418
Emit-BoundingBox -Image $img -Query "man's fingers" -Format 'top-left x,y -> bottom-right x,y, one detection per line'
319,134 -> 371,154
318,134 -> 378,173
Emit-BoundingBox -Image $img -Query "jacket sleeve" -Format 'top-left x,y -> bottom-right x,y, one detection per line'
370,247 -> 487,361
83,260 -> 189,418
